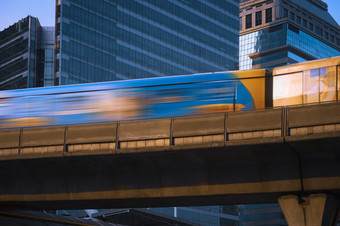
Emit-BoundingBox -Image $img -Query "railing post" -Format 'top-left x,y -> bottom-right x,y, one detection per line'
170,117 -> 174,146
63,126 -> 68,153
115,122 -> 120,150
224,113 -> 227,142
284,106 -> 289,137
281,107 -> 286,138
18,128 -> 23,155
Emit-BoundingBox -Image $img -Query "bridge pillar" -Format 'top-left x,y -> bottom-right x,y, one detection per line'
278,194 -> 339,226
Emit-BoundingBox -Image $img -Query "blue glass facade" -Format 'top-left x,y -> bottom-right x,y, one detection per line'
239,204 -> 287,226
286,26 -> 340,58
239,24 -> 287,70
239,23 -> 340,70
56,0 -> 239,85
36,27 -> 55,87
152,206 -> 239,226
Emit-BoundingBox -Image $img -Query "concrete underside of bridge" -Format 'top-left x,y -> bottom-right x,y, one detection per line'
0,136 -> 339,211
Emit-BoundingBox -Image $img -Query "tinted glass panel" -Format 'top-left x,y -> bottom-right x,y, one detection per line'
246,14 -> 252,29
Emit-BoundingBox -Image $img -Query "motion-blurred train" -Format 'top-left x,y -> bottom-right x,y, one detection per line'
0,56 -> 340,129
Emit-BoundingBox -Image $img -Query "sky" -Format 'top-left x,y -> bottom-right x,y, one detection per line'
0,0 -> 339,31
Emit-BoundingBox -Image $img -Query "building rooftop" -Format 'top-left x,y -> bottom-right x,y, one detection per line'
298,0 -> 339,27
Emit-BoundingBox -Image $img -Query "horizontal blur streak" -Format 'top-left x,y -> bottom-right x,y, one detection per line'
0,70 -> 268,129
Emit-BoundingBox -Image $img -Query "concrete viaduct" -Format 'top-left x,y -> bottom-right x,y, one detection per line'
0,102 -> 340,225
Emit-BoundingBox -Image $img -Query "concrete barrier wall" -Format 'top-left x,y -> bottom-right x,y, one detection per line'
173,114 -> 225,137
288,102 -> 340,128
119,119 -> 171,141
0,129 -> 20,149
1,102 -> 340,157
21,127 -> 65,147
68,123 -> 117,144
227,108 -> 282,133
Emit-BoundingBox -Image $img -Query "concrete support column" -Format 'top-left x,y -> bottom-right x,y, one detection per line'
278,194 -> 339,226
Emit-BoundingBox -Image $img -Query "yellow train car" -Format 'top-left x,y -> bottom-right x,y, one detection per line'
272,56 -> 340,107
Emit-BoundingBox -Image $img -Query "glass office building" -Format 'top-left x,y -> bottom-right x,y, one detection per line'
36,27 -> 55,87
0,16 -> 55,90
239,204 -> 287,226
0,16 -> 40,90
239,0 -> 340,70
238,0 -> 340,225
152,206 -> 239,226
55,0 -> 239,85
54,1 -> 240,224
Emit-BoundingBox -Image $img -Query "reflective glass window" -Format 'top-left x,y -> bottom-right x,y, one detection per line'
287,25 -> 340,59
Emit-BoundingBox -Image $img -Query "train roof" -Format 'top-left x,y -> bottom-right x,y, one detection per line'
273,56 -> 340,75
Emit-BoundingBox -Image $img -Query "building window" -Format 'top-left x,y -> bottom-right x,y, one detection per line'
246,14 -> 252,29
290,12 -> 295,20
337,38 -> 340,46
315,26 -> 323,37
303,19 -> 307,27
240,17 -> 243,30
266,8 -> 272,23
309,23 -> 313,31
256,11 -> 262,26
283,8 -> 288,18
297,16 -> 301,24
330,35 -> 334,42
325,32 -> 329,40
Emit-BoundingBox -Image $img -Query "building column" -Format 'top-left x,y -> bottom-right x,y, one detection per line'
278,194 -> 339,226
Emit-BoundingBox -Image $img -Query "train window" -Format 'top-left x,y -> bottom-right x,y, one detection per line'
320,66 -> 336,102
303,70 -> 319,103
310,69 -> 319,77
273,72 -> 302,106
304,67 -> 336,104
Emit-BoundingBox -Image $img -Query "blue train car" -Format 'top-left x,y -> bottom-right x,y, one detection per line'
0,70 -> 268,129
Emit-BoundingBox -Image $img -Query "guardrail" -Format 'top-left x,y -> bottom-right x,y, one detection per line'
1,102 -> 340,159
